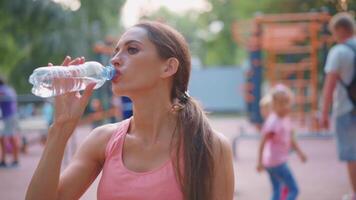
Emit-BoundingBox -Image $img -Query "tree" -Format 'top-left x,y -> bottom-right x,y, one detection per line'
199,0 -> 356,66
0,0 -> 125,93
141,7 -> 206,66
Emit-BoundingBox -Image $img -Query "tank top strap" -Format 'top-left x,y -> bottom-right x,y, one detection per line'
105,118 -> 132,158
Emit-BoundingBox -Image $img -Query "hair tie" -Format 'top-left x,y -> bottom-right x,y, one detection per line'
180,90 -> 190,104
184,90 -> 191,98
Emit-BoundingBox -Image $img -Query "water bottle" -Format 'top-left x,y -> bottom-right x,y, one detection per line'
29,61 -> 116,98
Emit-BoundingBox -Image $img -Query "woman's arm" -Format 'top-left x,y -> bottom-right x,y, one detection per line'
57,125 -> 114,199
26,56 -> 99,200
212,132 -> 234,200
25,122 -> 76,200
26,123 -> 114,200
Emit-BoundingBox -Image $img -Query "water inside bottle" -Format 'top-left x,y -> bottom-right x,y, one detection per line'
32,76 -> 104,98
29,62 -> 115,98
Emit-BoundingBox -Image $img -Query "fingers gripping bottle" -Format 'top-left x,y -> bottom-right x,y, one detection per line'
29,61 -> 116,98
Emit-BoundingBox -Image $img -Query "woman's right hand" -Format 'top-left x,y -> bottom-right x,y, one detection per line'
50,56 -> 95,135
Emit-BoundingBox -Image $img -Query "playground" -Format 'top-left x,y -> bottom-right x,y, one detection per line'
1,0 -> 356,199
0,116 -> 351,200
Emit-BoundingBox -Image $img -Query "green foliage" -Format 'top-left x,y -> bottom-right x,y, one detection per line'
145,0 -> 355,67
2,0 -> 355,92
0,0 -> 124,93
141,7 -> 205,64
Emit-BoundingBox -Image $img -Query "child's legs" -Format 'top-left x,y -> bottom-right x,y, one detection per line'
280,186 -> 289,200
274,163 -> 299,200
266,168 -> 282,200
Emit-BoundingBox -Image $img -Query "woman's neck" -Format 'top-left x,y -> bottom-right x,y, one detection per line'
129,89 -> 177,144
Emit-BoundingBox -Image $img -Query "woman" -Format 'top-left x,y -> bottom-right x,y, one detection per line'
26,21 -> 234,200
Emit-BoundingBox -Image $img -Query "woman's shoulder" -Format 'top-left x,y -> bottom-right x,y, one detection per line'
88,120 -> 129,144
211,130 -> 233,160
82,121 -> 126,150
212,130 -> 230,146
89,123 -> 118,141
79,120 -> 129,162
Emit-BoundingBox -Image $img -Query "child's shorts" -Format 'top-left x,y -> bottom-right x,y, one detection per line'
335,112 -> 356,161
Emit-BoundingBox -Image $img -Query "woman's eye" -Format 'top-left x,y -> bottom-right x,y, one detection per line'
127,47 -> 139,54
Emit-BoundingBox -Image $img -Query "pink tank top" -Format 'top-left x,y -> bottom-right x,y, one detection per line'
97,119 -> 183,200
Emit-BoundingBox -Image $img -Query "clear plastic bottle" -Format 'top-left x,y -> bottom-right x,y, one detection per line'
29,61 -> 116,98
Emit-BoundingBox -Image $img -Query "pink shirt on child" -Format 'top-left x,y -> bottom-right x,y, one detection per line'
97,119 -> 183,200
261,112 -> 292,168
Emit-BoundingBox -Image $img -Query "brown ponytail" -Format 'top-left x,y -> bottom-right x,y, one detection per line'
176,97 -> 214,200
135,21 -> 215,200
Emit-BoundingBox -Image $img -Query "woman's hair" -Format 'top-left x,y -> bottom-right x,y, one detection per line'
329,12 -> 355,34
134,21 -> 215,200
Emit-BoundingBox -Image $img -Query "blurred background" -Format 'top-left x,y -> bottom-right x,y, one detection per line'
0,0 -> 355,199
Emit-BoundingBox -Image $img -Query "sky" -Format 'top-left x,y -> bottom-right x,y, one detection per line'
51,0 -> 210,28
121,0 -> 210,27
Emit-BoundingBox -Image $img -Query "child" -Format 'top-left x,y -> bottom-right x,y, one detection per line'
259,93 -> 290,200
259,94 -> 272,120
257,84 -> 307,200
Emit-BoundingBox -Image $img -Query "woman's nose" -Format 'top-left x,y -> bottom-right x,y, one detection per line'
111,53 -> 123,67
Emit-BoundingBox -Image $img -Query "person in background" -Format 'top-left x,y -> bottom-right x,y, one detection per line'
259,93 -> 289,200
259,94 -> 272,120
110,96 -> 133,121
120,96 -> 133,119
257,84 -> 307,200
110,95 -> 133,122
0,76 -> 19,167
320,12 -> 356,199
89,98 -> 105,129
41,100 -> 54,145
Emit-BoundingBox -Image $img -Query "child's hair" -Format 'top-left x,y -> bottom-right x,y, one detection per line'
259,94 -> 272,108
259,94 -> 272,119
270,84 -> 294,104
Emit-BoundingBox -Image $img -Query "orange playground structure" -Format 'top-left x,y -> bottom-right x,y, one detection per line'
233,12 -> 332,132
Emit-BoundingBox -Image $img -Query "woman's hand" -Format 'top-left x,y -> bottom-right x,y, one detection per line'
50,56 -> 95,131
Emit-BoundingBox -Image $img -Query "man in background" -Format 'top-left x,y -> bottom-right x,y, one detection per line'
320,12 -> 356,199
0,76 -> 19,167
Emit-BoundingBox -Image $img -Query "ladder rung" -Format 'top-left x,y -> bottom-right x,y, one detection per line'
275,63 -> 312,71
268,46 -> 312,54
279,80 -> 310,87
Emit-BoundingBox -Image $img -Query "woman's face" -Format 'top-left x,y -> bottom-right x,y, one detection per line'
110,27 -> 167,96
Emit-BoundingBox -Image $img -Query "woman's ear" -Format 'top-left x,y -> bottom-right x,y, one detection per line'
160,58 -> 179,78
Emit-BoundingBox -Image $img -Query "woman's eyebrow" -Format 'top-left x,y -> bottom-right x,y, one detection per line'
125,40 -> 143,46
115,40 -> 143,50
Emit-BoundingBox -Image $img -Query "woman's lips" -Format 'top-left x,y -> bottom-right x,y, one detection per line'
111,69 -> 121,83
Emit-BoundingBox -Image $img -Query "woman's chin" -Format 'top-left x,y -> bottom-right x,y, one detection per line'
112,87 -> 125,96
